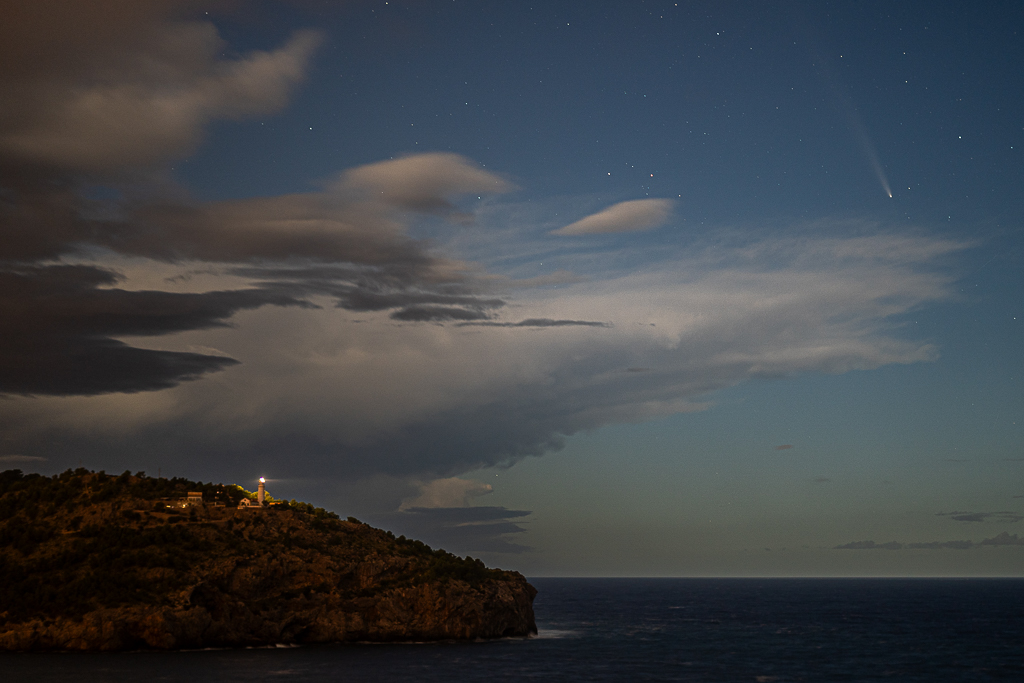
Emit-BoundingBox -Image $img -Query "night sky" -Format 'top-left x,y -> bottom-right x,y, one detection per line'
1,0 -> 1021,576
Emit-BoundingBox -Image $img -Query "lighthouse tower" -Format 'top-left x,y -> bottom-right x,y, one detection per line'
257,477 -> 266,505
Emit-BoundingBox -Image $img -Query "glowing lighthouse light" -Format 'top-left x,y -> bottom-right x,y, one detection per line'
257,477 -> 266,505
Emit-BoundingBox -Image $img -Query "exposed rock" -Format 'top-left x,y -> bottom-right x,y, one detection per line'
0,469 -> 536,651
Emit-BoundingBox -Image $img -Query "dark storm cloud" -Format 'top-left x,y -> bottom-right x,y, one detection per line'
0,166 -> 513,392
4,372 -> 602,479
375,506 -> 532,554
0,0 -> 511,397
0,264 -> 310,395
0,2 -> 326,395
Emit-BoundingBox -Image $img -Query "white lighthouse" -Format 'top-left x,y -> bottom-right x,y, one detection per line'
257,477 -> 266,505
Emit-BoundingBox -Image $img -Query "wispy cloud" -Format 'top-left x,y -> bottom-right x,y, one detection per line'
0,5 -> 320,396
377,506 -> 532,554
937,511 -> 1024,523
0,455 -> 47,464
457,318 -> 612,328
836,532 -> 1024,550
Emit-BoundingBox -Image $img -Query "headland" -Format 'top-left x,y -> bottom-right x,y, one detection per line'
0,469 -> 536,651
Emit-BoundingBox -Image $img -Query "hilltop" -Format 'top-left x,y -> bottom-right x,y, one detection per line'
0,469 -> 536,651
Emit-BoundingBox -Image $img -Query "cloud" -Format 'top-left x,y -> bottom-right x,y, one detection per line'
937,511 -> 1024,523
0,264 -> 313,396
457,318 -> 612,328
836,532 -> 1024,550
907,540 -> 974,550
107,155 -> 512,269
551,199 -> 674,235
978,532 -> 1024,547
399,477 -> 494,510
0,455 -> 47,464
391,305 -> 496,322
835,540 -> 905,550
377,506 -> 532,554
0,0 -> 514,397
0,153 -> 514,395
0,3 -> 973,494
338,153 -> 515,214
0,227 -> 965,483
0,4 -> 321,172
0,5 -> 328,396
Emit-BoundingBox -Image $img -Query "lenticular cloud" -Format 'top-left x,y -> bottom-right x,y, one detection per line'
551,199 -> 675,235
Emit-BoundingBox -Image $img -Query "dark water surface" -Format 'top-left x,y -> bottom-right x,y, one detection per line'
3,578 -> 1023,682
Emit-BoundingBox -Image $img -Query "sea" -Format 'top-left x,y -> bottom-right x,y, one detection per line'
3,578 -> 1023,682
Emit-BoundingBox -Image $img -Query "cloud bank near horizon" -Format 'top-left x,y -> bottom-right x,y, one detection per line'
377,506 -> 533,555
836,533 -> 1024,550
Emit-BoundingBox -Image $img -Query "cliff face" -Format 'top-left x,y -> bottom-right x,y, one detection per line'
0,469 -> 536,651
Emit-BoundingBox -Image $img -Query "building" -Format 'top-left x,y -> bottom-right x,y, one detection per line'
237,478 -> 269,509
172,491 -> 203,508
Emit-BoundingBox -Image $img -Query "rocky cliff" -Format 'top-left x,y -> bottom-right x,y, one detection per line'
0,469 -> 536,651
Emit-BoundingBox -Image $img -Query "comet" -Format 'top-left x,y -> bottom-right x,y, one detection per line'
846,109 -> 893,198
794,21 -> 894,200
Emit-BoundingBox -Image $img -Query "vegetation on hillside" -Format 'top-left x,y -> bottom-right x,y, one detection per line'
0,469 -> 513,627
